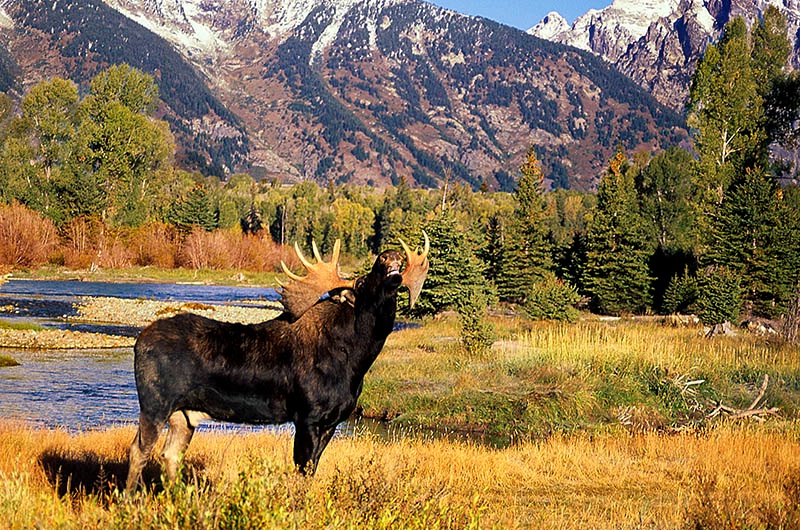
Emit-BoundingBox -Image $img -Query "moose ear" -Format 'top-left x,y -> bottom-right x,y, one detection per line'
399,232 -> 430,309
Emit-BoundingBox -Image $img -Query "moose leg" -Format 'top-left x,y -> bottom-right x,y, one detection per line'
293,423 -> 337,475
162,411 -> 195,483
126,414 -> 162,493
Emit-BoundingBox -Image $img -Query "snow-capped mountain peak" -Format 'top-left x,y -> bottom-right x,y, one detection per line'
527,11 -> 568,40
530,0 -> 800,110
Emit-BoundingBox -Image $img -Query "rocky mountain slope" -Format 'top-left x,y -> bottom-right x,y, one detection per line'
531,0 -> 800,112
0,0 -> 685,190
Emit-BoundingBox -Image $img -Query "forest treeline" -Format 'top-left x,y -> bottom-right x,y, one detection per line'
1,10 -> 800,328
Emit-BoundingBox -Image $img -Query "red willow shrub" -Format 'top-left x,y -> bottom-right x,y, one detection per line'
60,216 -> 104,269
178,227 -> 284,272
129,222 -> 180,269
0,202 -> 291,274
0,202 -> 58,268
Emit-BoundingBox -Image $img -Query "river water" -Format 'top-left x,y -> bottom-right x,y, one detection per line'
0,279 -> 283,431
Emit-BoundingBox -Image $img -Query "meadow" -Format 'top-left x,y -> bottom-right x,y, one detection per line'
1,317 -> 800,528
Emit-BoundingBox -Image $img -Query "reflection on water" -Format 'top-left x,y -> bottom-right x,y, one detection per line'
0,348 -> 138,430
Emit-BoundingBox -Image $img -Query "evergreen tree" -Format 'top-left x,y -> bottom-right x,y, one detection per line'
480,213 -> 505,285
705,167 -> 795,317
696,266 -> 743,326
583,147 -> 653,315
636,147 -> 698,311
168,185 -> 218,232
636,147 -> 696,252
241,204 -> 263,235
414,209 -> 495,316
495,145 -> 553,303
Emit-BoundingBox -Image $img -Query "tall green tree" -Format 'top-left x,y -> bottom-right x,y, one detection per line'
687,17 -> 763,216
495,146 -> 553,303
636,147 -> 696,252
583,147 -> 653,315
77,65 -> 174,226
1,78 -> 79,223
168,185 -> 218,232
705,167 -> 795,317
414,209 -> 494,316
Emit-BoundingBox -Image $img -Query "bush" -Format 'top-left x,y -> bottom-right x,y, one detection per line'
179,227 -> 283,272
456,286 -> 495,358
60,216 -> 104,269
696,266 -> 742,326
662,269 -> 699,315
523,272 -> 580,322
0,202 -> 58,268
130,222 -> 180,268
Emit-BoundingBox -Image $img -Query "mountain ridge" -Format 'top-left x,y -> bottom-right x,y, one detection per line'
531,0 -> 800,111
0,0 -> 685,190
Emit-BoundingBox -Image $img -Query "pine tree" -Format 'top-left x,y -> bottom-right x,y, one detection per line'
496,145 -> 553,303
583,147 -> 653,315
169,185 -> 218,232
414,209 -> 494,316
705,167 -> 794,317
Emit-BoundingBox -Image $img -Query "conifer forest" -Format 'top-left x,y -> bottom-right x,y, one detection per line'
1,10 -> 800,328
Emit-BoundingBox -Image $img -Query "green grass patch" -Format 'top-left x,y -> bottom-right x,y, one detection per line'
0,319 -> 45,331
0,355 -> 19,367
359,316 -> 800,439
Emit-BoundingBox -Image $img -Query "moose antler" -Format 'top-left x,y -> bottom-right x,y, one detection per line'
399,231 -> 430,309
279,239 -> 354,318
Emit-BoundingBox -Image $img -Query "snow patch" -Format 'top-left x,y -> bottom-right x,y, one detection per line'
0,6 -> 13,29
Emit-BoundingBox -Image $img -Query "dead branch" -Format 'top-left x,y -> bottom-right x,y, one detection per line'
706,374 -> 780,422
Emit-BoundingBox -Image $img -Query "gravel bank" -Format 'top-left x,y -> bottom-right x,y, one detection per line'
0,297 -> 284,349
71,297 -> 283,327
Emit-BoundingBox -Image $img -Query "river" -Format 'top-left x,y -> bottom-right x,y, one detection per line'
0,279 -> 283,431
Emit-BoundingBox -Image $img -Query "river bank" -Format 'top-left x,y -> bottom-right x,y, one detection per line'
0,277 -> 283,349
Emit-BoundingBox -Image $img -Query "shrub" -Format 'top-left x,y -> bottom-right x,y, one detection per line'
60,216 -> 103,269
130,222 -> 179,268
180,227 -> 234,270
0,202 -> 58,268
231,233 -> 282,272
662,269 -> 699,315
696,266 -> 742,326
95,230 -> 135,269
456,286 -> 496,358
523,272 -> 580,322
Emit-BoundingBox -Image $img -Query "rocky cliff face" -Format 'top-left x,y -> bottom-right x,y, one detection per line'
531,0 -> 800,112
0,0 -> 685,190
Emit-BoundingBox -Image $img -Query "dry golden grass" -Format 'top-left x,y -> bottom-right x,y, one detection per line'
1,420 -> 799,529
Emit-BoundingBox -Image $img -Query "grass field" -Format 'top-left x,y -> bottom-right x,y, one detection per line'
361,316 -> 800,441
0,422 -> 799,528
1,315 -> 800,528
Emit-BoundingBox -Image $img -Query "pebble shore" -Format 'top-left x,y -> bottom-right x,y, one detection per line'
0,297 -> 283,349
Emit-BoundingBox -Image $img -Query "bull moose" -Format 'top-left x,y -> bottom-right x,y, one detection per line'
125,234 -> 429,492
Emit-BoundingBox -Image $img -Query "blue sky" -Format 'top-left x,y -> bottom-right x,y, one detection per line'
427,0 -> 611,30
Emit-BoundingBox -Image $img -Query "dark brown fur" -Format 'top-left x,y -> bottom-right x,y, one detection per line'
126,250 -> 405,491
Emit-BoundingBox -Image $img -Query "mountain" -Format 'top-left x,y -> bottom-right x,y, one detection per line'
0,0 -> 686,190
530,0 -> 800,112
